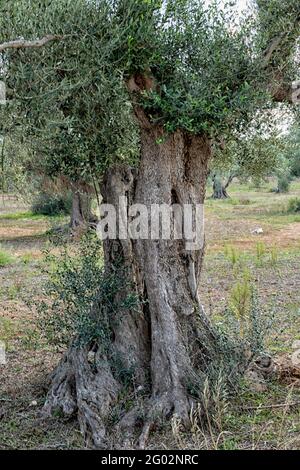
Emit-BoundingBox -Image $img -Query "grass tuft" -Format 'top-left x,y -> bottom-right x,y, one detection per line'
0,247 -> 15,267
0,211 -> 46,221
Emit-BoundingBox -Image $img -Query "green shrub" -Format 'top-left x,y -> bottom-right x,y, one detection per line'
291,156 -> 300,178
216,286 -> 272,368
31,191 -> 72,216
224,244 -> 241,266
36,232 -> 139,349
229,271 -> 252,329
269,246 -> 278,266
287,197 -> 300,213
0,317 -> 16,349
0,247 -> 15,267
190,270 -> 273,405
255,241 -> 266,266
276,176 -> 290,193
238,198 -> 251,205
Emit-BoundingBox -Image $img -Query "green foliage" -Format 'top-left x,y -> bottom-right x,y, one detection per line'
256,241 -> 266,265
211,129 -> 287,182
201,286 -> 272,403
276,175 -> 290,193
282,126 -> 300,178
269,246 -> 278,266
31,191 -> 72,216
136,1 -> 267,135
221,289 -> 271,360
0,0 -> 298,195
229,270 -> 253,329
287,197 -> 300,213
21,253 -> 34,265
224,244 -> 241,267
0,136 -> 34,196
0,247 -> 15,267
291,157 -> 300,178
256,0 -> 300,69
0,0 -> 139,181
1,0 -> 298,159
36,233 -> 140,348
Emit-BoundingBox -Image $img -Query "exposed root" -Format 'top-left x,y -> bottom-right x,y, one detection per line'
137,391 -> 193,449
43,350 -> 77,418
44,344 -> 209,449
112,389 -> 194,450
70,349 -> 118,448
111,404 -> 143,449
43,347 -> 122,448
138,421 -> 153,449
43,333 -> 204,449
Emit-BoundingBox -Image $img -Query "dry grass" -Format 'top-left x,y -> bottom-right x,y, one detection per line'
0,181 -> 300,449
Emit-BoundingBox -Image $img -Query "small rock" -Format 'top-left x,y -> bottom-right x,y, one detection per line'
244,369 -> 267,393
292,340 -> 300,350
255,354 -> 272,369
292,350 -> 300,366
251,227 -> 263,234
30,400 -> 38,407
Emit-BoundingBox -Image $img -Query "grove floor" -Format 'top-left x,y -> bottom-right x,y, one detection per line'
0,181 -> 300,449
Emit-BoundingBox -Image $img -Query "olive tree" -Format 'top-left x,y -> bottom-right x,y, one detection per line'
1,0 -> 299,449
281,124 -> 300,179
0,2 -> 139,230
210,130 -> 287,198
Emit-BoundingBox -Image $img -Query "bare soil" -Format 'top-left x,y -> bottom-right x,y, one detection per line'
0,183 -> 300,449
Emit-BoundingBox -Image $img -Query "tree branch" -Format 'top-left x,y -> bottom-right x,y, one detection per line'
261,14 -> 300,103
224,171 -> 236,189
0,35 -> 63,53
262,34 -> 285,69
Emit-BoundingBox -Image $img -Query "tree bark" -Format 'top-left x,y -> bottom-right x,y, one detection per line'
70,183 -> 97,233
43,126 -> 220,448
211,172 -> 235,199
212,175 -> 229,199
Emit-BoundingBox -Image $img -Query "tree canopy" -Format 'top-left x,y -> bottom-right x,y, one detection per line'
1,0 -> 299,180
1,0 -> 300,450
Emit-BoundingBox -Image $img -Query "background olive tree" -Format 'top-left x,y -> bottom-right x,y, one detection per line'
1,0 -> 299,449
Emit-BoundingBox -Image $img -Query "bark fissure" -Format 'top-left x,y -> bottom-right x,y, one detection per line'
70,182 -> 97,233
44,125 -> 221,448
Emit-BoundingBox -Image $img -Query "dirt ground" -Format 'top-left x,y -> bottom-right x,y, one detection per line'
0,182 -> 300,450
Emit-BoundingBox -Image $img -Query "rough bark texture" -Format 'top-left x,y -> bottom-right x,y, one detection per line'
70,183 -> 97,233
211,173 -> 235,199
44,73 -> 219,448
43,125 -> 219,448
212,176 -> 229,199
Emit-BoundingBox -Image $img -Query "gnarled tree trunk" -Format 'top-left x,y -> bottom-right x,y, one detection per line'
70,182 -> 97,233
211,173 -> 235,199
43,126 -> 221,449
